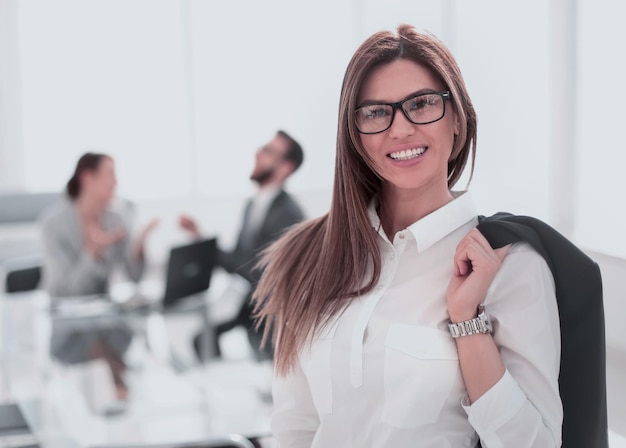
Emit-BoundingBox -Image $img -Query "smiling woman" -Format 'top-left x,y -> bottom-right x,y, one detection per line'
357,59 -> 461,224
253,24 -> 562,448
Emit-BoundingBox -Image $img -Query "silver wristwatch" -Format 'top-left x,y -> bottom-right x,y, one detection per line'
448,305 -> 493,338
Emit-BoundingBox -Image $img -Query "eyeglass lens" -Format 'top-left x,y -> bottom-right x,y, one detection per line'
355,92 -> 446,134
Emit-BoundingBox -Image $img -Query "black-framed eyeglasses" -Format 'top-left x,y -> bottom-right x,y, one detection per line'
354,91 -> 451,135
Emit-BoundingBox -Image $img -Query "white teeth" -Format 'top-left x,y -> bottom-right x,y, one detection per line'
389,147 -> 426,160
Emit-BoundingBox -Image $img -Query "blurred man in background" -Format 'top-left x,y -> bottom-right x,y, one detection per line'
180,130 -> 305,361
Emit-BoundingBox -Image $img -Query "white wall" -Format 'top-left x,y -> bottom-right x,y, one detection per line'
589,252 -> 626,437
189,0 -> 354,198
16,0 -> 193,199
1,0 -> 622,274
0,0 -> 25,190
453,1 -> 553,222
6,0 -> 573,236
575,0 -> 626,258
590,252 -> 626,355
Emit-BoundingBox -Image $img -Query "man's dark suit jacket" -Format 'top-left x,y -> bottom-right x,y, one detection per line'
219,189 -> 305,285
477,213 -> 608,448
194,189 -> 304,359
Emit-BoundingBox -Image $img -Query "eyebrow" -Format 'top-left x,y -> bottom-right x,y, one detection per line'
357,87 -> 441,108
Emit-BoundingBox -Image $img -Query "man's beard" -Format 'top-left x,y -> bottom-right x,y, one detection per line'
250,167 -> 275,186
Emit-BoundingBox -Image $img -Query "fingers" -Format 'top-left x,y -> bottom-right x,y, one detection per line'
178,214 -> 189,226
179,214 -> 198,232
455,257 -> 472,277
82,224 -> 125,258
102,227 -> 126,245
141,218 -> 160,236
448,229 -> 510,317
457,229 -> 495,256
147,217 -> 160,229
178,214 -> 201,239
89,226 -> 125,245
453,229 -> 507,278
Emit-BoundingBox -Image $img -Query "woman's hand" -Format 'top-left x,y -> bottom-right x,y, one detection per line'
446,228 -> 510,322
178,214 -> 202,240
134,218 -> 160,260
138,218 -> 160,240
83,221 -> 126,260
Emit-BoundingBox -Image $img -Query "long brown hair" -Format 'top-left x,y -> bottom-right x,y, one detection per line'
253,24 -> 477,375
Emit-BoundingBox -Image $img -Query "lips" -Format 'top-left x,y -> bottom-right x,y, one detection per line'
387,147 -> 427,161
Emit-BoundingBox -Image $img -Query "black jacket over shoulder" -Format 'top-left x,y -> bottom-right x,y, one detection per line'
477,213 -> 608,448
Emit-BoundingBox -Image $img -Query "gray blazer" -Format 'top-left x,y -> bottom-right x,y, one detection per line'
40,197 -> 144,297
40,197 -> 143,364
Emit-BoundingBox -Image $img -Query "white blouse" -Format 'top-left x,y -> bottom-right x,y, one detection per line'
271,192 -> 563,447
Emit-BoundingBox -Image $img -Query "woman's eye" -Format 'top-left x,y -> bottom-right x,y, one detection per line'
408,96 -> 437,111
362,106 -> 389,120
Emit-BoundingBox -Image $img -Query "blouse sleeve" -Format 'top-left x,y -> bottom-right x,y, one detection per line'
462,243 -> 563,447
272,359 -> 319,447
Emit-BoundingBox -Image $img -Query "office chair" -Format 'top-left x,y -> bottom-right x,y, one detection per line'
5,265 -> 42,293
91,433 -> 257,448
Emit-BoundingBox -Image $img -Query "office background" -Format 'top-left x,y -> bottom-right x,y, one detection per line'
1,0 -> 625,255
0,0 -> 625,442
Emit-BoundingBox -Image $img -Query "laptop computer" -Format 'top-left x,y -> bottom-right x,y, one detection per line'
118,237 -> 218,312
161,237 -> 218,308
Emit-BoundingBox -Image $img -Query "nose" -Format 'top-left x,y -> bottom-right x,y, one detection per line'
388,108 -> 415,139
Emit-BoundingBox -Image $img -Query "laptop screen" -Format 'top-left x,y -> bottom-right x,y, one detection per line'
162,237 -> 218,307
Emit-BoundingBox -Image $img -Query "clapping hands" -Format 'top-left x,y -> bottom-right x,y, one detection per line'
134,218 -> 161,260
83,221 -> 127,260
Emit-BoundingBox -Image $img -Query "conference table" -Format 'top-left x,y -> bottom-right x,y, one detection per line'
0,284 -> 273,448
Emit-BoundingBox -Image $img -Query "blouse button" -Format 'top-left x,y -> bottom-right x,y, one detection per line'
398,233 -> 405,240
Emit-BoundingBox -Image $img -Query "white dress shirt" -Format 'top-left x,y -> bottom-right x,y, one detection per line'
239,186 -> 281,251
271,191 -> 563,448
249,186 -> 281,233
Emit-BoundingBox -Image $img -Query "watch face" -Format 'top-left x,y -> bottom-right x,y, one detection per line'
480,311 -> 492,333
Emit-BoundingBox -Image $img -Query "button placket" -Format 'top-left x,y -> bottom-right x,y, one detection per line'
349,244 -> 399,388
350,289 -> 383,388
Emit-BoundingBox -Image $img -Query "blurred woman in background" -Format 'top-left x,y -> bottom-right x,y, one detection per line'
41,152 -> 158,401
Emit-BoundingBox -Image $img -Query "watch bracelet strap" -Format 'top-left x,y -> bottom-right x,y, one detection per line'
448,308 -> 492,338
